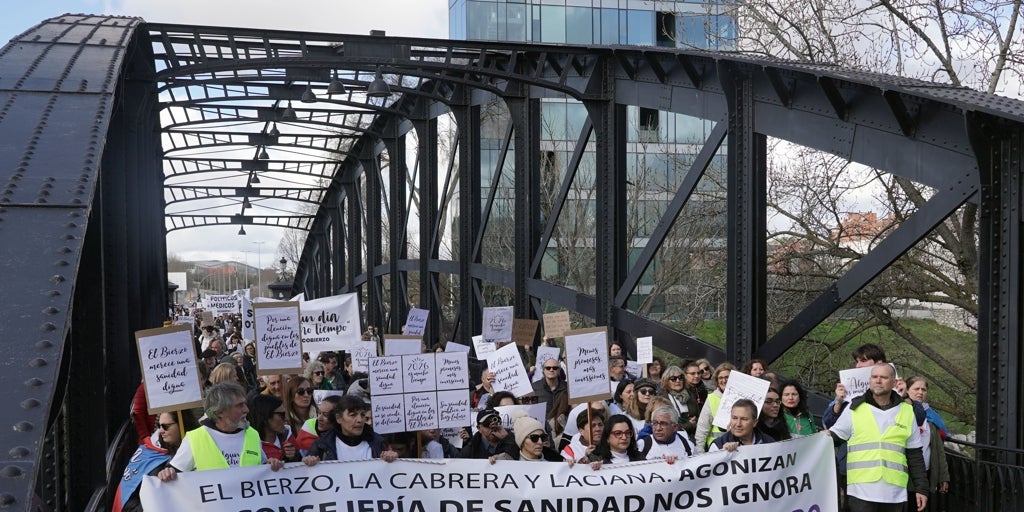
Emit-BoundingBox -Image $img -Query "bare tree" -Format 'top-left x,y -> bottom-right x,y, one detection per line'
718,0 -> 1023,421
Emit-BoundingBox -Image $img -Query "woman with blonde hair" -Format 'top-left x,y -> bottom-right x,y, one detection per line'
694,362 -> 735,452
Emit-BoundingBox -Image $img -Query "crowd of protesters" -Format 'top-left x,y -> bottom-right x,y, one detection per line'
115,308 -> 950,512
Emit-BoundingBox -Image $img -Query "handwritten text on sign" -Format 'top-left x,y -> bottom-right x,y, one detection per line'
141,434 -> 839,512
253,302 -> 303,374
136,325 -> 203,413
564,328 -> 611,403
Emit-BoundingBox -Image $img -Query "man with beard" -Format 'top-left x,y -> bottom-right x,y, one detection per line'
158,382 -> 284,477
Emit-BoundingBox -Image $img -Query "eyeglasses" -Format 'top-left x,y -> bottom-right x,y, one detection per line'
273,411 -> 287,418
609,430 -> 631,438
544,366 -> 559,371
314,371 -> 324,376
158,423 -> 176,431
667,376 -> 682,382
763,398 -> 782,405
525,434 -> 545,443
295,387 -> 313,396
651,421 -> 673,429
637,388 -> 655,395
699,367 -> 711,372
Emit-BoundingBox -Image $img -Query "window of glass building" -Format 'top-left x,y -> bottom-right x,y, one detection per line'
656,11 -> 676,47
540,5 -> 567,43
505,3 -> 528,41
566,7 -> 593,44
625,9 -> 654,45
467,1 -> 498,41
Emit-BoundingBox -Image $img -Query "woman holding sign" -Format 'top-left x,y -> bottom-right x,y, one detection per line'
303,395 -> 398,463
112,411 -> 199,512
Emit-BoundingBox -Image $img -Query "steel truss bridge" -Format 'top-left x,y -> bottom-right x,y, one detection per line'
0,13 -> 1021,511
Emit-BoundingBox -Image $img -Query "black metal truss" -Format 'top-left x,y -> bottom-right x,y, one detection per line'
2,13 -> 1024,511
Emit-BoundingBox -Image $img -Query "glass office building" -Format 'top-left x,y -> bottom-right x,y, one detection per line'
450,0 -> 735,49
449,0 -> 734,322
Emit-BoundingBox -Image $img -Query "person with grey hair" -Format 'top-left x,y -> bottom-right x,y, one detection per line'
304,360 -> 330,390
636,405 -> 694,462
158,382 -> 284,479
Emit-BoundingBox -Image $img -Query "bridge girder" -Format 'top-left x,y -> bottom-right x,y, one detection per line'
0,13 -> 1021,511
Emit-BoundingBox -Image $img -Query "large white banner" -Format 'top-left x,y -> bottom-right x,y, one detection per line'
300,293 -> 361,352
142,434 -> 838,512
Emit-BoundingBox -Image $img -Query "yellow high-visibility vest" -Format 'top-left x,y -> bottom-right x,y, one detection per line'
846,402 -> 913,487
704,393 -> 724,448
186,426 -> 262,470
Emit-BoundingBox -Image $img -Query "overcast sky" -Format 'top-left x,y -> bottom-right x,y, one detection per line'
3,1 -> 448,267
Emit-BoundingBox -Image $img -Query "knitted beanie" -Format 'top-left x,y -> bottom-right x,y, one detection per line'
512,411 -> 545,448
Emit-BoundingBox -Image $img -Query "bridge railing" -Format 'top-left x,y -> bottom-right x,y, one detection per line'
938,438 -> 1024,511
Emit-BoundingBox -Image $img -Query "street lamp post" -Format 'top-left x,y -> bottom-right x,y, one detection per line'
242,250 -> 252,295
253,241 -> 265,298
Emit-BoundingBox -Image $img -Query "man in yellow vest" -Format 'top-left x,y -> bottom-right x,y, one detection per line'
826,363 -> 928,512
158,382 -> 284,480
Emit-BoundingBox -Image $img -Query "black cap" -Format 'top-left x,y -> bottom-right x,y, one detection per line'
476,409 -> 501,426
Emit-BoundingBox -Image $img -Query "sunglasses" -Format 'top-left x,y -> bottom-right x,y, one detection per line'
314,371 -> 324,376
700,367 -> 711,372
609,430 -> 631,438
637,388 -> 655,395
273,411 -> 287,418
543,366 -> 559,371
525,434 -> 545,443
667,376 -> 682,382
158,423 -> 176,431
295,388 -> 313,396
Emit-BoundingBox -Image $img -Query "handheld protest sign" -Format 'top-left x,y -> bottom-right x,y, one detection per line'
838,367 -> 872,403
635,336 -> 653,364
437,390 -> 472,429
241,296 -> 255,340
471,334 -> 495,361
370,394 -> 406,434
435,352 -> 470,390
563,327 -> 611,404
542,310 -> 571,339
404,393 -> 439,431
444,341 -> 470,353
839,363 -> 899,403
253,301 -> 304,375
299,293 -> 361,352
482,306 -> 514,342
712,370 -> 771,430
402,353 -> 436,393
488,342 -> 533,397
350,340 -> 378,374
206,294 -> 240,316
368,356 -> 404,395
404,307 -> 429,336
135,324 -> 203,414
511,318 -> 539,347
384,334 -> 422,356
